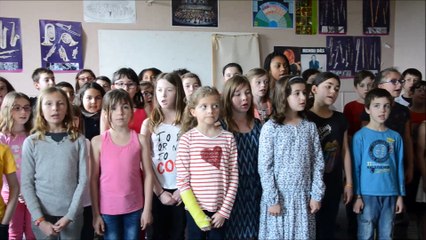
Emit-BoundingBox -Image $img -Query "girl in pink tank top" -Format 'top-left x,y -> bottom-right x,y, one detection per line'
91,89 -> 153,240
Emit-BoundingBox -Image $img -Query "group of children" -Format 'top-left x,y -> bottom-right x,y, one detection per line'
0,50 -> 424,240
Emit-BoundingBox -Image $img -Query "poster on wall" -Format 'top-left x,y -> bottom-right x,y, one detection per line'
295,0 -> 317,35
363,0 -> 390,35
0,17 -> 23,72
172,0 -> 218,27
301,47 -> 326,71
326,36 -> 381,77
83,0 -> 136,23
318,0 -> 347,34
253,0 -> 294,29
274,46 -> 301,75
39,19 -> 83,72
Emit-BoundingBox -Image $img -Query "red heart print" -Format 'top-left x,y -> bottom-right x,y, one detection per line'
200,146 -> 222,169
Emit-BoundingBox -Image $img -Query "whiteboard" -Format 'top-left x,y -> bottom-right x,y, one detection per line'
98,30 -> 259,87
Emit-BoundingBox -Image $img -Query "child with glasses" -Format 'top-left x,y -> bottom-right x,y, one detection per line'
74,69 -> 96,106
0,92 -> 33,239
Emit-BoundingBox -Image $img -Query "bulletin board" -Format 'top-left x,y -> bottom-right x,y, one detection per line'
98,30 -> 260,87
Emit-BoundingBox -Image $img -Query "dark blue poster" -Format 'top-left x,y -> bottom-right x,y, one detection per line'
326,36 -> 381,78
318,0 -> 347,34
0,17 -> 23,72
363,0 -> 390,35
39,19 -> 83,72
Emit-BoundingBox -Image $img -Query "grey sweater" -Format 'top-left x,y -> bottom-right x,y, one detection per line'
21,133 -> 88,221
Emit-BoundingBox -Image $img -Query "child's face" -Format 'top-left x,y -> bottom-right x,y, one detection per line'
156,79 -> 176,110
110,101 -> 132,128
312,78 -> 340,106
11,98 -> 31,126
287,83 -> 307,113
355,77 -> 373,100
378,71 -> 403,98
403,73 -> 420,92
35,73 -> 55,91
96,80 -> 111,93
41,91 -> 68,128
77,72 -> 95,88
366,97 -> 391,124
231,84 -> 252,114
182,77 -> 200,98
142,70 -> 155,82
190,95 -> 220,127
0,81 -> 8,106
250,75 -> 269,98
412,84 -> 426,103
82,88 -> 103,114
269,56 -> 289,81
140,86 -> 154,104
60,87 -> 75,103
223,67 -> 241,82
113,77 -> 138,99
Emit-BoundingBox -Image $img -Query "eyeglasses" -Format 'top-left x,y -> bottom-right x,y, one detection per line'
381,79 -> 406,85
141,91 -> 153,97
12,105 -> 32,112
115,82 -> 137,89
78,76 -> 95,81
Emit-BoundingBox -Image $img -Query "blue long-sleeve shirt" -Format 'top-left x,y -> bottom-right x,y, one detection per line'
352,127 -> 405,196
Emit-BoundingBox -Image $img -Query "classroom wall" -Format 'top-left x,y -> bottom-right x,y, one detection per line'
0,0 -> 423,110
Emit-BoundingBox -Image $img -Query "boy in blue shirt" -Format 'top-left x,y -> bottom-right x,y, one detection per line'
352,88 -> 405,240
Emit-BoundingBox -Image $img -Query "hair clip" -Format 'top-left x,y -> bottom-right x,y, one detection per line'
289,76 -> 304,82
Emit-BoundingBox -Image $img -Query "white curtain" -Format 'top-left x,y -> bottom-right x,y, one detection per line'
211,33 -> 261,91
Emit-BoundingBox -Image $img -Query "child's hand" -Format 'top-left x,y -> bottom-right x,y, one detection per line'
309,199 -> 321,214
140,210 -> 153,230
52,217 -> 71,232
93,214 -> 105,236
159,191 -> 178,206
39,221 -> 58,237
172,189 -> 182,205
211,213 -> 225,228
353,198 -> 364,214
343,186 -> 353,205
395,196 -> 404,214
268,204 -> 281,216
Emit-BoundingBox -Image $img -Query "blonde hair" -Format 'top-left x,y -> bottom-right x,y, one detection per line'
149,72 -> 186,133
32,87 -> 79,141
102,89 -> 134,129
221,75 -> 254,132
0,92 -> 32,135
180,86 -> 220,136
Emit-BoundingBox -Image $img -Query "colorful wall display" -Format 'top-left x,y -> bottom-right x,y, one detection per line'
295,0 -> 317,35
363,0 -> 390,35
318,0 -> 347,34
274,46 -> 327,74
0,17 -> 23,72
39,19 -> 83,72
326,36 -> 381,77
253,0 -> 294,29
172,0 -> 218,27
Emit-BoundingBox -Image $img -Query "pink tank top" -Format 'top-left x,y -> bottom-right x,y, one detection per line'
99,130 -> 144,215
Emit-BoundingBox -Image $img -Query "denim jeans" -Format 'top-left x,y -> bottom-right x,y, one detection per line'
186,211 -> 225,240
357,196 -> 396,240
102,209 -> 142,240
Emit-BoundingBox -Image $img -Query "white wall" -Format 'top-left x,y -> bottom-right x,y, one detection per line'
394,0 -> 425,77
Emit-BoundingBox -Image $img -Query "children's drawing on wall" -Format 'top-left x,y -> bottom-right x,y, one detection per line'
301,47 -> 326,71
295,0 -> 317,35
326,36 -> 381,77
318,0 -> 347,34
172,0 -> 218,27
253,0 -> 294,29
363,0 -> 390,35
39,19 -> 83,72
0,17 -> 23,72
83,0 -> 136,23
274,46 -> 301,75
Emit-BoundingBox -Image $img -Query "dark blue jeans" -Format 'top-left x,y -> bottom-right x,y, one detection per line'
357,196 -> 396,240
186,211 -> 225,240
102,209 -> 142,240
